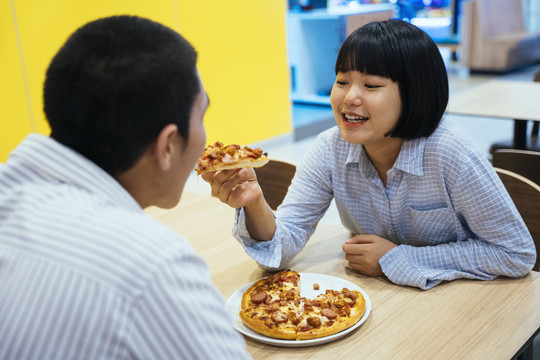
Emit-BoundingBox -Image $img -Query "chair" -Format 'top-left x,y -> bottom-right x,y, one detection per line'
533,70 -> 540,138
460,0 -> 540,72
489,70 -> 540,155
254,159 -> 296,210
495,167 -> 540,271
492,149 -> 540,186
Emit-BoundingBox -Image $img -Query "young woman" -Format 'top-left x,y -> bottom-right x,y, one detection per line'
202,19 -> 535,290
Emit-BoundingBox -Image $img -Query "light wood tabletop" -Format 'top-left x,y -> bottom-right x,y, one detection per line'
146,191 -> 540,360
446,80 -> 540,150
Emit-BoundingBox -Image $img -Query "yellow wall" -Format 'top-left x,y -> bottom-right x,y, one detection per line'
177,1 -> 291,146
0,0 -> 32,161
0,0 -> 290,162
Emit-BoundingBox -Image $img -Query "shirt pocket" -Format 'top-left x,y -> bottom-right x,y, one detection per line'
404,205 -> 460,245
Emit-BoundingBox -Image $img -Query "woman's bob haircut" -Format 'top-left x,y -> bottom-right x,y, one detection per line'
335,19 -> 449,139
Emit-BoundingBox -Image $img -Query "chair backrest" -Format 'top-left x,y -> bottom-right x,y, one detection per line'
492,149 -> 540,186
495,167 -> 540,271
460,0 -> 529,70
475,0 -> 525,38
254,159 -> 296,210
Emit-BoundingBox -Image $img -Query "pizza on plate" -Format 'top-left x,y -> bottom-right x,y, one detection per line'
196,141 -> 269,175
239,270 -> 365,340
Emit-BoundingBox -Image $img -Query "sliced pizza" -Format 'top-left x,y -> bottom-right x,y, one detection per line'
239,270 -> 366,340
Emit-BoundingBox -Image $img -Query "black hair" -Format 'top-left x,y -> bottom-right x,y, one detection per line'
335,19 -> 448,139
44,15 -> 200,175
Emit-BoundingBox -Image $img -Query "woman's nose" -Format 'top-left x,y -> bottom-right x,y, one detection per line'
344,86 -> 362,106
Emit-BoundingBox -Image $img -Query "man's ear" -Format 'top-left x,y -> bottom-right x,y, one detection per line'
154,124 -> 179,171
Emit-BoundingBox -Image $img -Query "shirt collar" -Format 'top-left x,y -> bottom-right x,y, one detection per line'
393,137 -> 426,176
345,143 -> 376,176
345,142 -> 363,165
9,133 -> 142,212
344,137 -> 426,177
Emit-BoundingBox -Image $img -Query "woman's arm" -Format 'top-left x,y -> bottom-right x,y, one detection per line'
380,156 -> 536,290
232,134 -> 337,270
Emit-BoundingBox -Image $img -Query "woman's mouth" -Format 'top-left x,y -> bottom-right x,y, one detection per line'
342,113 -> 369,127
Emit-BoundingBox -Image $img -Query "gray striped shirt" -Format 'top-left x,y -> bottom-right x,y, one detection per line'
0,134 -> 251,359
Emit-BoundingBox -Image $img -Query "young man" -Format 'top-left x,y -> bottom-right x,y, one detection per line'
0,16 -> 251,359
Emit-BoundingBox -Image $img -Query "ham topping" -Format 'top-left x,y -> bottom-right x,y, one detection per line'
321,308 -> 338,320
250,292 -> 267,304
307,317 -> 322,328
271,310 -> 288,324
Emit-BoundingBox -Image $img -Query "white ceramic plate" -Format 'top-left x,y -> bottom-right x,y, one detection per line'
225,273 -> 372,347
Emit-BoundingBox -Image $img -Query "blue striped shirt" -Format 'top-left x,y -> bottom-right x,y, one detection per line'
234,122 -> 536,290
0,134 -> 251,359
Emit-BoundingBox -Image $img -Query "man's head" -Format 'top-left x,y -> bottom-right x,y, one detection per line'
44,15 -> 203,176
44,16 -> 208,208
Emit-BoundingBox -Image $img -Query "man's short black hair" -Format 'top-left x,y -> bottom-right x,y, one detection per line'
335,19 -> 449,139
44,15 -> 200,175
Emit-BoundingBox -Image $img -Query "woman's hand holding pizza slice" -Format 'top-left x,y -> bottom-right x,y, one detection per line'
198,141 -> 268,208
198,141 -> 276,241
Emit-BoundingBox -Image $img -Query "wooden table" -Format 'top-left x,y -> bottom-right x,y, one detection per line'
446,80 -> 540,150
146,192 -> 540,360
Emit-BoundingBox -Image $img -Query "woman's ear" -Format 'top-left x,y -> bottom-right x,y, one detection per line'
154,124 -> 179,171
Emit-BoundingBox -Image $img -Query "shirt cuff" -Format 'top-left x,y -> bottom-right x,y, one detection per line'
379,246 -> 441,290
232,208 -> 283,270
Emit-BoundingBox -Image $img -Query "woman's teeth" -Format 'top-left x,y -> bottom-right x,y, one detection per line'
344,114 -> 368,123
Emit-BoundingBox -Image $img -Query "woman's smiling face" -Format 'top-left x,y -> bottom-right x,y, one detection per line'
330,71 -> 402,149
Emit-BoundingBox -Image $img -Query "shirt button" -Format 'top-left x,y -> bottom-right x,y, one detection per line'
386,230 -> 392,237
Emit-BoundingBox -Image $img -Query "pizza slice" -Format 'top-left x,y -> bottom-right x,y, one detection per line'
296,289 -> 365,340
196,141 -> 269,175
239,270 -> 301,340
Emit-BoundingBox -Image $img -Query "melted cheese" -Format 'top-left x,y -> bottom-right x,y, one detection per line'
282,281 -> 295,289
269,293 -> 281,303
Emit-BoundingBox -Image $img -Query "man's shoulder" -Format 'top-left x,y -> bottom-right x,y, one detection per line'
67,198 -> 192,263
3,183 -> 196,294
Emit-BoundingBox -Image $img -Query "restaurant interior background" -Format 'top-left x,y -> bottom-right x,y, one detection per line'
2,1 -> 539,357
2,0 -> 539,163
0,0 -> 291,163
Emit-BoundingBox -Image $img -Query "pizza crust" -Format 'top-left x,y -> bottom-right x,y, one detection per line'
209,157 -> 269,172
239,309 -> 297,340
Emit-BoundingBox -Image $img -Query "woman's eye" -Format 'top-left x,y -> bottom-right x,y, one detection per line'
336,80 -> 347,85
365,84 -> 381,89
